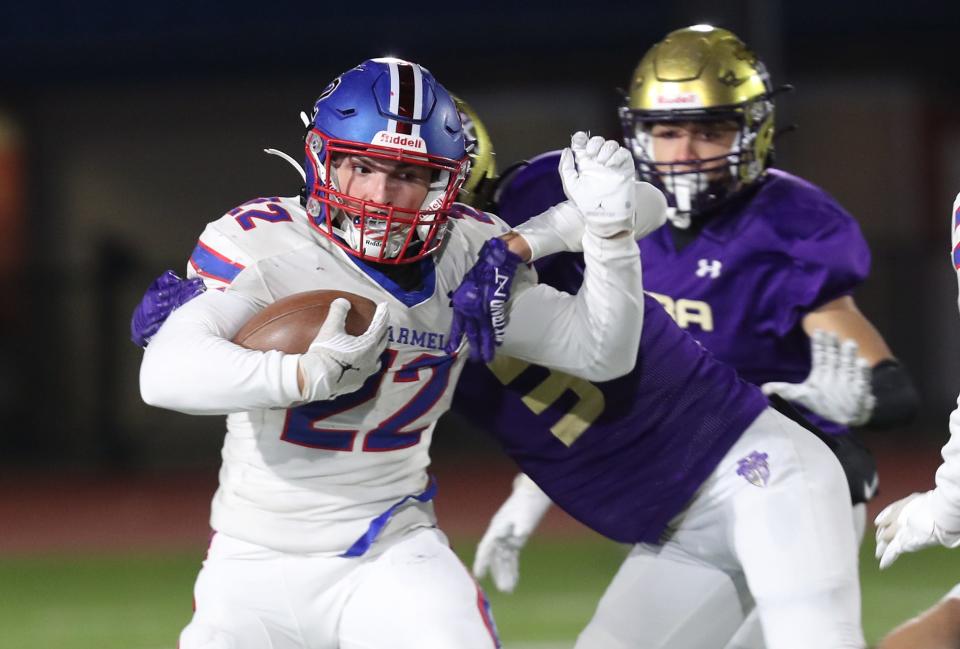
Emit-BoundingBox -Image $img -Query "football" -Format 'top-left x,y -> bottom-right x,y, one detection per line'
233,290 -> 378,354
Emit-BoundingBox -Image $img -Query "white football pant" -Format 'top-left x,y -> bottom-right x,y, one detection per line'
723,503 -> 868,649
179,527 -> 500,649
575,407 -> 865,649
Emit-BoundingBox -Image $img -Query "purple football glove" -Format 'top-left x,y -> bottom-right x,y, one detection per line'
130,270 -> 206,347
445,238 -> 522,362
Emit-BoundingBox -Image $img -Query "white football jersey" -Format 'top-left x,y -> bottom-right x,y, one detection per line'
183,196 -> 518,554
141,194 -> 645,555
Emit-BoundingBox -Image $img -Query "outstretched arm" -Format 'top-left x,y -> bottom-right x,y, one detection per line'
928,192 -> 960,538
874,191 -> 960,568
499,134 -> 656,381
473,474 -> 552,593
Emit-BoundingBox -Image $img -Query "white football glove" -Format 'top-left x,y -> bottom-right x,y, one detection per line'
298,298 -> 389,402
559,133 -> 637,239
473,473 -> 552,593
760,329 -> 876,426
513,183 -> 667,261
875,491 -> 960,569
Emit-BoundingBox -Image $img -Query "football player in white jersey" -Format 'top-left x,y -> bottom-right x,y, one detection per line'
872,191 -> 960,648
139,57 -> 654,649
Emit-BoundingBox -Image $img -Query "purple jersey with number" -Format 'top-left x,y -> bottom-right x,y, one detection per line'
455,283 -> 767,544
453,154 -> 771,543
492,152 -> 871,436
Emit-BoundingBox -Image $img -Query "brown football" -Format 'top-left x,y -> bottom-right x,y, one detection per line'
233,290 -> 378,354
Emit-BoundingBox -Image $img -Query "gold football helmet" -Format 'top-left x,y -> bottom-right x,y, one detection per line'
453,95 -> 497,209
619,25 -> 778,226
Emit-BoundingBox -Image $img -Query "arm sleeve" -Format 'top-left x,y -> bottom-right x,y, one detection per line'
931,192 -> 960,532
499,230 -> 643,381
932,397 -> 960,533
866,359 -> 920,428
140,287 -> 302,415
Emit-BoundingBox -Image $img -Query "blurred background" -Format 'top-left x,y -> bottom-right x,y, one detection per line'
2,0 -> 960,647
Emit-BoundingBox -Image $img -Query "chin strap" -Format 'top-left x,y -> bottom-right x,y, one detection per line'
263,148 -> 306,182
665,177 -> 694,229
665,208 -> 691,230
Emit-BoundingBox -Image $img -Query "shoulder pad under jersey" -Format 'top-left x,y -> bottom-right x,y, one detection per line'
446,202 -> 512,252
186,196 -> 315,290
756,170 -> 860,243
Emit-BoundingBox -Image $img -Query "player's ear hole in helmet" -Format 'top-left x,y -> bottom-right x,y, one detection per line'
301,57 -> 471,265
619,24 -> 791,229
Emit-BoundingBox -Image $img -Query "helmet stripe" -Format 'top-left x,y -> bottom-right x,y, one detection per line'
385,60 -> 420,136
387,61 -> 400,134
395,63 -> 415,135
410,63 -> 423,139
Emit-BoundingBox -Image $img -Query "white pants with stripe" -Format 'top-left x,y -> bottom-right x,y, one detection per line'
179,527 -> 499,649
575,407 -> 865,649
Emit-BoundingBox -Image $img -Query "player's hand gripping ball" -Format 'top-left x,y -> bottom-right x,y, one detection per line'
233,290 -> 378,354
233,290 -> 389,403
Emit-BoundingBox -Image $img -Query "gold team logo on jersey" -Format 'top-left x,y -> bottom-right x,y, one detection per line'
647,291 -> 715,332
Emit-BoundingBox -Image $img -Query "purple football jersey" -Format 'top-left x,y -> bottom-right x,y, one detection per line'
455,286 -> 768,544
638,169 -> 870,435
493,151 -> 567,227
492,153 -> 870,435
452,154 -> 771,543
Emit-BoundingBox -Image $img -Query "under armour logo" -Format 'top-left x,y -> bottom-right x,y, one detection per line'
334,359 -> 360,383
695,259 -> 722,279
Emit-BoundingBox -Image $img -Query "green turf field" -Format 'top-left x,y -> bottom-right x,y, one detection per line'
1,536 -> 957,649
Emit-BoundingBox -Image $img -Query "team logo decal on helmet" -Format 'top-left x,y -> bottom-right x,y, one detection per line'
619,25 -> 783,228
303,58 -> 470,264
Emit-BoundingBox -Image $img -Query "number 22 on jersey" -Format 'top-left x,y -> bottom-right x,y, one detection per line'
281,349 -> 455,452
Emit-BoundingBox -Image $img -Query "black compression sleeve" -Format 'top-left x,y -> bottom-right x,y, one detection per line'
867,359 -> 920,429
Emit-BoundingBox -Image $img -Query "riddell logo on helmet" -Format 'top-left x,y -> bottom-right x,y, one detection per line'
655,93 -> 700,106
372,131 -> 427,152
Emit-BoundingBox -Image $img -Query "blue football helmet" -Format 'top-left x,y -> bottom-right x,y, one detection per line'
303,58 -> 470,264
